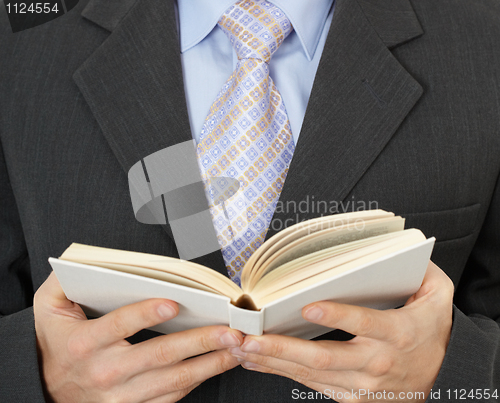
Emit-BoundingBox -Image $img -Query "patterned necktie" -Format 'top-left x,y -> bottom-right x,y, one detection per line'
197,0 -> 295,285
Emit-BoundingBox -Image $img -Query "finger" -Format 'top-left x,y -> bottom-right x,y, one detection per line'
124,325 -> 243,373
302,301 -> 397,340
229,335 -> 365,371
34,272 -> 87,321
235,351 -> 355,387
87,299 -> 179,348
126,350 -> 239,402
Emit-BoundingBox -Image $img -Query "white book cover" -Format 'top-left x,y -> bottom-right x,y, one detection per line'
49,238 -> 435,340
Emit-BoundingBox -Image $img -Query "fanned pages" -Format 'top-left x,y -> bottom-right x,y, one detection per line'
60,244 -> 242,302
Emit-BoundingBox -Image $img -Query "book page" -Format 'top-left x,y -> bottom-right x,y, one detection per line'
243,216 -> 404,292
83,262 -> 221,294
60,243 -> 243,302
251,229 -> 425,308
254,231 -> 403,291
241,210 -> 394,287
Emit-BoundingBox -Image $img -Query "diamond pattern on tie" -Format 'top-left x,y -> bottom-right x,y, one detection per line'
197,0 -> 295,286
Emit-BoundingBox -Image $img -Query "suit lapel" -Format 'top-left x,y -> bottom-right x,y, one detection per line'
74,0 -> 190,172
73,0 -> 228,273
267,0 -> 424,238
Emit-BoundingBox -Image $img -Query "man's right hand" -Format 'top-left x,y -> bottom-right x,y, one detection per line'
34,272 -> 243,402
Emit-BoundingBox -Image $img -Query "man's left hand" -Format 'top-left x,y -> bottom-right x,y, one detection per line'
229,261 -> 454,402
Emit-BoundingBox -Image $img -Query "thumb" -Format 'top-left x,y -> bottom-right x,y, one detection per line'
34,271 -> 86,319
405,261 -> 454,306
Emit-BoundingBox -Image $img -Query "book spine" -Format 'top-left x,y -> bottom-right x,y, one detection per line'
227,303 -> 264,335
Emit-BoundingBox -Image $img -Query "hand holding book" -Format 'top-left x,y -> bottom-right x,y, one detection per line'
42,209 -> 451,402
230,261 -> 454,402
34,272 -> 244,402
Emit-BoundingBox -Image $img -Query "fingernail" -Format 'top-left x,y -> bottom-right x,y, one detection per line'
241,361 -> 258,369
157,303 -> 176,319
304,306 -> 323,321
229,347 -> 246,358
241,339 -> 260,353
220,332 -> 241,347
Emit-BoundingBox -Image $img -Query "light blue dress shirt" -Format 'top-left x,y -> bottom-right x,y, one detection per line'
178,0 -> 335,145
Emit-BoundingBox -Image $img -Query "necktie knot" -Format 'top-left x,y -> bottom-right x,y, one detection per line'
218,0 -> 293,63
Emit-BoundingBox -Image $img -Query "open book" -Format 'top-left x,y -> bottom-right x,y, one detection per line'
49,210 -> 435,339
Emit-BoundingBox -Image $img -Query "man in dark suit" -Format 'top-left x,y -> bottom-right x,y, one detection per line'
0,0 -> 499,401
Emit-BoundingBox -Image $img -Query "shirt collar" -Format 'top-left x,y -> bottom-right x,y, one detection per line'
178,0 -> 334,61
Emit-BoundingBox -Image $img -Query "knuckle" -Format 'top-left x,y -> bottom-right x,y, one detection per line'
196,332 -> 215,352
269,340 -> 285,359
356,314 -> 375,336
172,367 -> 193,391
366,355 -> 393,377
154,342 -> 175,366
294,365 -> 313,380
89,364 -> 120,391
393,329 -> 416,351
110,313 -> 128,339
312,348 -> 333,370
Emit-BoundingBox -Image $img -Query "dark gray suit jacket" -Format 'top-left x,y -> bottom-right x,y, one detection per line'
0,0 -> 499,401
